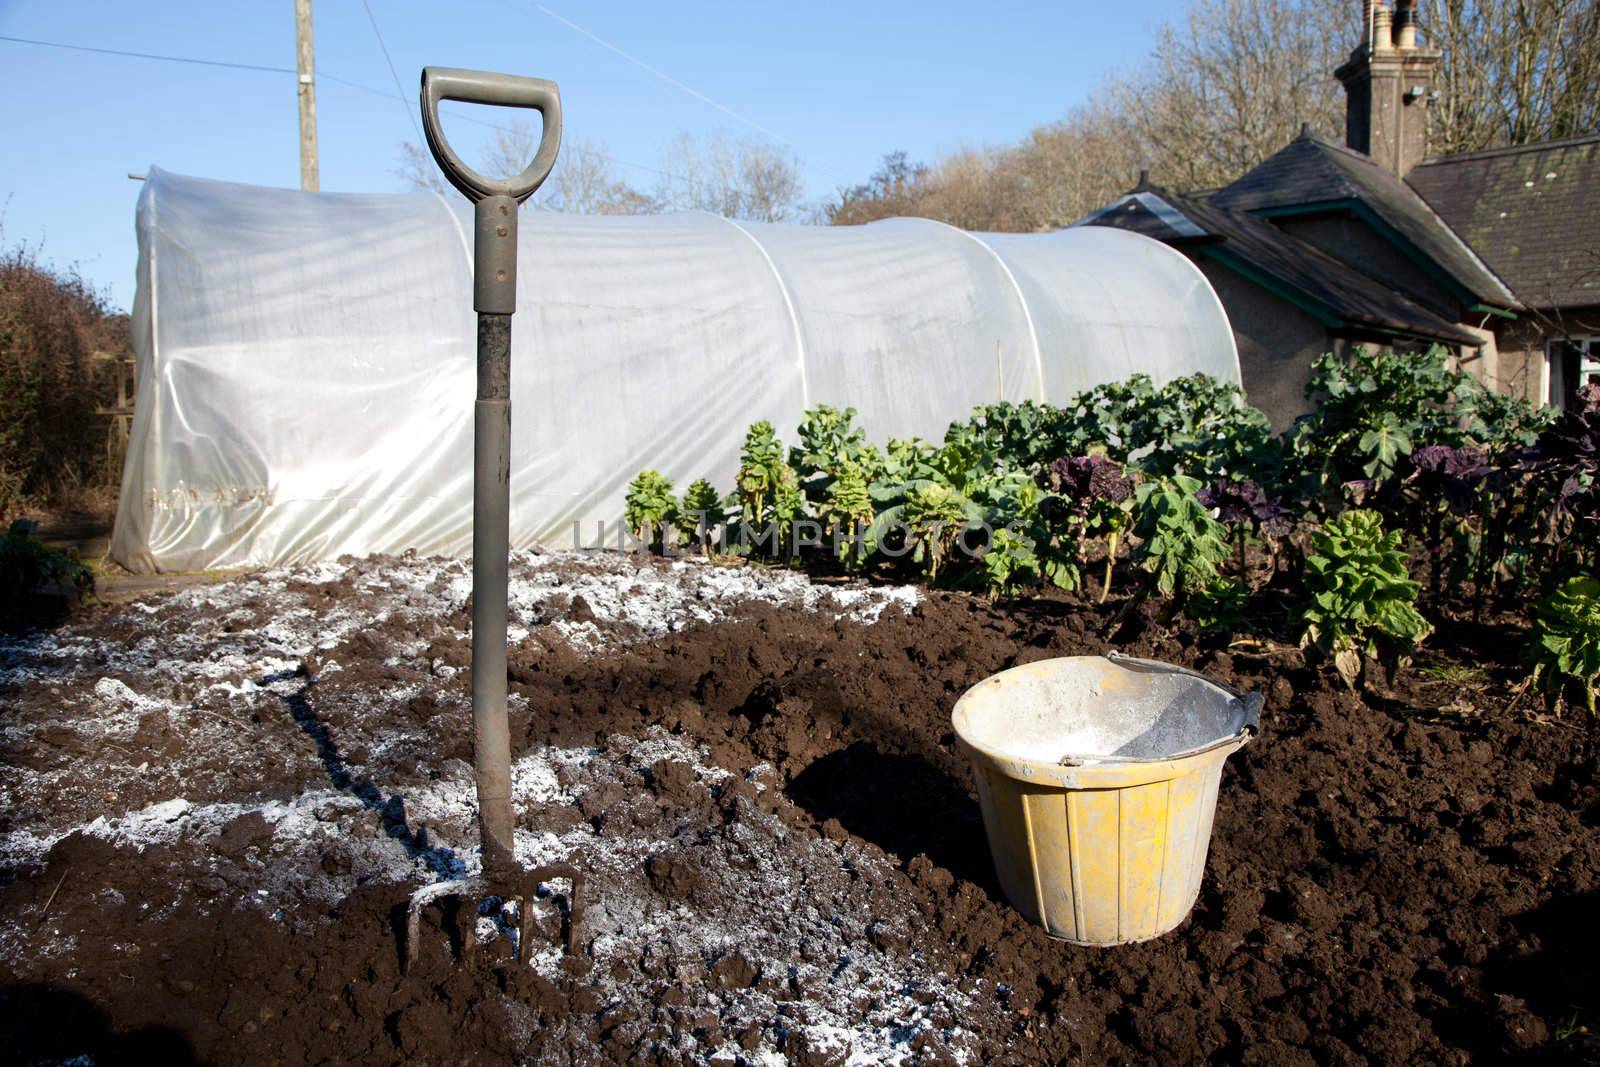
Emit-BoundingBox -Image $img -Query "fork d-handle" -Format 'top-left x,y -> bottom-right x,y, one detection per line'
420,67 -> 561,879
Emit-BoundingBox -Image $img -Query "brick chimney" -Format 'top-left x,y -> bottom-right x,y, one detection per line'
1335,0 -> 1441,176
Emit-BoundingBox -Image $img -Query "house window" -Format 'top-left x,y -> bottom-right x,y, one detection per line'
1547,337 -> 1600,409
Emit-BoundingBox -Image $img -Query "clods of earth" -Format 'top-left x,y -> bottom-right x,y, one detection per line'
1,549 -> 1596,1065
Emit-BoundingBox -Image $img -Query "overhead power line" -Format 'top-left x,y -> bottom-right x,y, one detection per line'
532,5 -> 787,145
358,0 -> 423,143
0,31 -> 703,191
530,4 -> 844,185
0,32 -> 397,99
0,32 -> 294,74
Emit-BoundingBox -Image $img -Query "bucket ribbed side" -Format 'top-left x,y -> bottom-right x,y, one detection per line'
974,757 -> 1229,945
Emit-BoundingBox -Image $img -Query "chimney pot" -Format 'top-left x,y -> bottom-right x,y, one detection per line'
1373,2 -> 1394,52
1394,0 -> 1418,49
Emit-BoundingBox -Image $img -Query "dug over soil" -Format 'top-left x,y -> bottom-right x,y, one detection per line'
2,552 -> 1597,1065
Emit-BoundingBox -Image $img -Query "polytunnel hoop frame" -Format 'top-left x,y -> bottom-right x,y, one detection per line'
698,211 -> 812,410
885,216 -> 1048,403
429,189 -> 475,276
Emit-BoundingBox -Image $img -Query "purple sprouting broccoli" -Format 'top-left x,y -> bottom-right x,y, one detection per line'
1522,386 -> 1600,476
1511,387 -> 1600,587
1197,478 -> 1293,537
1399,444 -> 1492,598
1405,444 -> 1491,517
1038,455 -> 1136,601
1197,478 -> 1294,582
1042,455 -> 1134,505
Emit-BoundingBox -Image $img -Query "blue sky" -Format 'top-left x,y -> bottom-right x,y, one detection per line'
2,0 -> 1186,310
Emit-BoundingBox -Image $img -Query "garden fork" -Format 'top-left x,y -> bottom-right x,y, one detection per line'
403,66 -> 584,972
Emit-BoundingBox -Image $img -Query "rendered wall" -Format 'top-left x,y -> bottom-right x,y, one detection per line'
1194,258 -> 1328,431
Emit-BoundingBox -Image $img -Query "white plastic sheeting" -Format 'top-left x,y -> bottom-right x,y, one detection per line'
111,167 -> 1238,573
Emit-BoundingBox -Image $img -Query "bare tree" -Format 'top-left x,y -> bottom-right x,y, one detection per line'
542,137 -> 658,215
1421,0 -> 1600,154
827,94 -> 1144,232
394,140 -> 448,195
1115,0 -> 1356,191
998,95 -> 1146,229
656,133 -> 806,223
825,152 -> 929,225
397,126 -> 655,215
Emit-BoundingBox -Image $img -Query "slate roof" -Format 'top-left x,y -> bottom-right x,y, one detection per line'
1079,187 -> 1483,346
1408,135 -> 1600,310
1211,130 -> 1522,310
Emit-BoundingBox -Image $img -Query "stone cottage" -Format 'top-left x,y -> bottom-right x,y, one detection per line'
1080,0 -> 1599,428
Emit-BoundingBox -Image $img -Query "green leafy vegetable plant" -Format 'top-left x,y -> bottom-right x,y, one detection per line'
823,458 -> 874,570
734,421 -> 804,559
978,526 -> 1040,598
678,478 -> 727,557
623,469 -> 678,552
1132,474 -> 1230,607
1526,576 -> 1600,715
1299,509 -> 1432,687
1287,345 -> 1519,495
790,405 -> 883,504
900,482 -> 972,582
1188,576 -> 1250,634
1040,455 -> 1134,601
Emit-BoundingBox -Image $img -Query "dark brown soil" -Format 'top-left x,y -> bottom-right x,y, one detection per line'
2,552 -> 1597,1065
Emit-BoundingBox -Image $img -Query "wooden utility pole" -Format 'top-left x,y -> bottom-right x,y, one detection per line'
295,0 -> 319,191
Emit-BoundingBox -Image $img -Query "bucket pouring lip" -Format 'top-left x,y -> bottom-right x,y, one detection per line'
1094,651 -> 1262,760
951,652 -> 1262,787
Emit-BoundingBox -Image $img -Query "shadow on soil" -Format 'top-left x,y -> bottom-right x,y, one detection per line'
786,740 -> 1005,904
1483,888 -> 1600,1063
264,671 -> 464,881
0,983 -> 201,1066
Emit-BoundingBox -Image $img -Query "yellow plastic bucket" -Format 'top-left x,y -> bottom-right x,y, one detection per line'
952,652 -> 1261,946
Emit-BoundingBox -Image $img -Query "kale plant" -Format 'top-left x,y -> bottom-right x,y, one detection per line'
966,400 -> 1071,471
1131,474 -> 1231,608
735,421 -> 804,559
1188,576 -> 1250,634
790,405 -> 883,504
824,458 -> 875,570
1134,373 -> 1281,484
1287,345 -> 1497,494
1515,384 -> 1600,581
1041,454 -> 1135,600
899,481 -> 973,582
1397,444 -> 1489,597
1044,374 -> 1278,484
1299,509 -> 1432,688
979,527 -> 1041,599
1527,575 -> 1600,715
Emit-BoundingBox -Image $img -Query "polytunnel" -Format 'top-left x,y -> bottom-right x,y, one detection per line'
110,167 -> 1239,572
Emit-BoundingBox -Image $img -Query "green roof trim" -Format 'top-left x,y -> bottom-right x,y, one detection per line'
1345,201 -> 1485,308
1250,199 -> 1361,219
1250,195 -> 1520,313
1468,302 -> 1518,320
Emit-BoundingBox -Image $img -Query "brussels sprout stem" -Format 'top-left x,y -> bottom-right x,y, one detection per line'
1099,530 -> 1119,604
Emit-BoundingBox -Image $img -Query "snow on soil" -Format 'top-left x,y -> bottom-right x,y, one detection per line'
0,552 -> 960,1063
